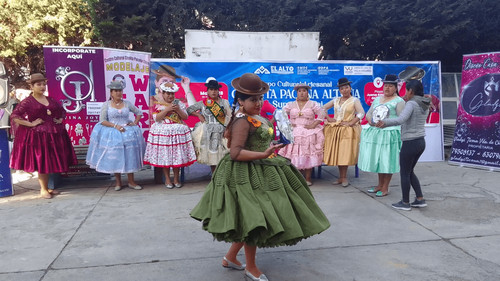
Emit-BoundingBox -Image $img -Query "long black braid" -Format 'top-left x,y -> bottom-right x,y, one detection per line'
224,91 -> 253,145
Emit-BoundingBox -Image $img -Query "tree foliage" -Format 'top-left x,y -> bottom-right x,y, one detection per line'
91,0 -> 500,72
0,0 -> 93,86
2,0 -> 499,86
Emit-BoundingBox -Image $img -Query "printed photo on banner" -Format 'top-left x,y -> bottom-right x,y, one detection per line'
450,51 -> 500,170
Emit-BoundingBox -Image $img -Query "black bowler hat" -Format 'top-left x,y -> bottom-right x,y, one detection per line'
382,74 -> 399,85
337,77 -> 352,87
205,78 -> 222,89
399,66 -> 425,81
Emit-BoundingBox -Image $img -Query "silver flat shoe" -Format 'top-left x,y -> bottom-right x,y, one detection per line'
114,186 -> 122,191
165,184 -> 174,189
222,257 -> 245,270
245,270 -> 268,281
128,184 -> 143,190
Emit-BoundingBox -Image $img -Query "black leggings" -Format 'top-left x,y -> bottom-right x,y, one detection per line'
399,137 -> 426,203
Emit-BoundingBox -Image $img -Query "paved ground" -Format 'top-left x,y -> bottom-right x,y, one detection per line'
1,161 -> 500,281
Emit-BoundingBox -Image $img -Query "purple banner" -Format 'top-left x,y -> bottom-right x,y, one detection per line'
449,52 -> 500,170
43,46 -> 107,146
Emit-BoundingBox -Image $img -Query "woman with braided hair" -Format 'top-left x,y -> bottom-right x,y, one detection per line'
191,73 -> 330,281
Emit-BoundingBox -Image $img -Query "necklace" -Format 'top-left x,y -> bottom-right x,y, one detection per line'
297,100 -> 308,116
113,99 -> 123,106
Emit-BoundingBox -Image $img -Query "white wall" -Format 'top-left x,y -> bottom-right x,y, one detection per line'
185,30 -> 319,60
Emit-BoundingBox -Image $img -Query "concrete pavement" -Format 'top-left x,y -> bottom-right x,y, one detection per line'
1,161 -> 500,281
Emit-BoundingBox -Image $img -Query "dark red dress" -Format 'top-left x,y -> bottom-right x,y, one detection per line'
10,95 -> 77,173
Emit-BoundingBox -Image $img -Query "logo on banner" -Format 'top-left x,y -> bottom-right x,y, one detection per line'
461,74 -> 500,116
344,65 -> 373,75
270,65 -> 294,75
55,62 -> 96,113
255,66 -> 270,74
297,66 -> 309,75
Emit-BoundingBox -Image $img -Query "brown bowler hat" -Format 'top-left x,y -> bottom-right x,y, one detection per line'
293,83 -> 311,91
152,64 -> 181,79
231,73 -> 269,95
27,73 -> 47,84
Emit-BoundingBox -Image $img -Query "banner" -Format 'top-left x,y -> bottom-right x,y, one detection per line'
0,129 -> 13,197
103,49 -> 151,139
449,52 -> 500,170
43,46 -> 106,146
43,46 -> 151,146
150,60 -> 443,161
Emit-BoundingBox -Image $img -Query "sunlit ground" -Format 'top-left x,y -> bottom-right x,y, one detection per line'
0,170 -> 43,203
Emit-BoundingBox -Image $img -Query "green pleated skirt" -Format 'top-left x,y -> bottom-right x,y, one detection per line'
190,154 -> 331,248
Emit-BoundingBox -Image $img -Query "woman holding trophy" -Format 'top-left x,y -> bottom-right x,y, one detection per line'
358,74 -> 405,197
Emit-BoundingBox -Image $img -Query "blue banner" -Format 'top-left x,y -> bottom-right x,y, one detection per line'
0,129 -> 13,197
150,60 -> 441,126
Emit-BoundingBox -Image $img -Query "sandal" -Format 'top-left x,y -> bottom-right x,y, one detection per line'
375,191 -> 389,197
367,188 -> 380,193
48,189 -> 60,195
222,257 -> 245,270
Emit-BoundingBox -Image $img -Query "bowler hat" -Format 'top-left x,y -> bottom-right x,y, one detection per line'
205,78 -> 222,89
398,66 -> 425,81
107,80 -> 125,90
27,73 -> 47,84
152,65 -> 181,79
159,82 -> 179,93
231,73 -> 269,96
337,77 -> 352,87
293,83 -> 311,91
382,74 -> 398,85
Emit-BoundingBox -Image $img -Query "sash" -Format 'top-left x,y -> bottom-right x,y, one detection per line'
204,98 -> 226,126
165,113 -> 182,124
155,101 -> 183,124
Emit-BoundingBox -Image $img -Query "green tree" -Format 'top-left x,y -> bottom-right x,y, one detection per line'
0,0 -> 93,86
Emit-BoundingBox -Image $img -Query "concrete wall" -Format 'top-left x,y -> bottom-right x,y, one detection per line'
185,30 -> 319,60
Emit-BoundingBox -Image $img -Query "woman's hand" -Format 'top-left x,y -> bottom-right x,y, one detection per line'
340,121 -> 351,127
162,104 -> 174,112
115,124 -> 126,132
181,76 -> 190,89
127,121 -> 137,126
375,121 -> 385,128
325,116 -> 336,123
171,104 -> 181,113
265,143 -> 285,157
31,118 -> 44,127
304,123 -> 316,129
53,118 -> 63,124
198,115 -> 206,123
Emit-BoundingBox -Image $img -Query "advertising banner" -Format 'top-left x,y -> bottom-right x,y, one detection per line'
43,46 -> 151,145
103,49 -> 151,139
449,52 -> 500,170
43,46 -> 106,146
0,129 -> 13,197
150,60 -> 443,161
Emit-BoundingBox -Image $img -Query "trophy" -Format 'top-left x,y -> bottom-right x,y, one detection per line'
372,104 -> 390,123
273,109 -> 294,144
